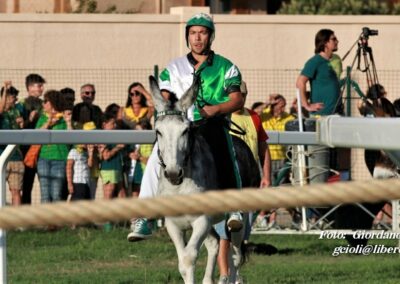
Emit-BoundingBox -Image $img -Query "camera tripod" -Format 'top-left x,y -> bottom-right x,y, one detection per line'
340,28 -> 379,116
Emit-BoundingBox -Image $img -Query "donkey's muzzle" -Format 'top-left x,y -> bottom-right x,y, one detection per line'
164,168 -> 184,185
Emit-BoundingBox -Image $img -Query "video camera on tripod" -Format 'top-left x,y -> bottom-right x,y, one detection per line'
361,27 -> 378,39
355,27 -> 379,74
341,27 -> 380,101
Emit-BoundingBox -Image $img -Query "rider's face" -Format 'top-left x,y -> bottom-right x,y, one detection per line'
188,26 -> 210,55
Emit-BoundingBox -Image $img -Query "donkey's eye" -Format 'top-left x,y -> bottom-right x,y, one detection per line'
156,130 -> 162,137
182,129 -> 189,136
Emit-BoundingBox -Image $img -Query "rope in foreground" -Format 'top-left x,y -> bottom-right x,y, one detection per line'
0,179 -> 400,230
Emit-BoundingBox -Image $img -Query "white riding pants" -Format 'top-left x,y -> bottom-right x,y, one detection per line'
138,143 -> 160,199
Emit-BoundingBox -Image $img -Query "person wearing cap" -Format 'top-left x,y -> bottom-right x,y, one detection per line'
0,81 -> 25,206
127,13 -> 245,242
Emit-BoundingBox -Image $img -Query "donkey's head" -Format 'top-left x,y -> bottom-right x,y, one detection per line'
149,75 -> 199,185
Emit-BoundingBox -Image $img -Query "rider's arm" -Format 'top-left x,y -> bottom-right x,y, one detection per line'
200,91 -> 244,118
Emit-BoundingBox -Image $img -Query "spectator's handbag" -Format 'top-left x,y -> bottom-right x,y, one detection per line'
23,145 -> 41,168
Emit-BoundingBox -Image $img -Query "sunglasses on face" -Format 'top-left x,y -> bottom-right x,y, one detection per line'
83,91 -> 96,96
130,91 -> 142,97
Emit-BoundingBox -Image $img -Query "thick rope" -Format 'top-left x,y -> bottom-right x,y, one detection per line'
0,179 -> 399,230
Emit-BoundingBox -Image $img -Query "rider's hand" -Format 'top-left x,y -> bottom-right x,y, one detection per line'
199,105 -> 220,118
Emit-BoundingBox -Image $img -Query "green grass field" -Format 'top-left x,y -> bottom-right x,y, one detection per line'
6,226 -> 400,283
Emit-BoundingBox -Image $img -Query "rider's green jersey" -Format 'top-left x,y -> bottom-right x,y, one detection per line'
159,51 -> 242,121
159,51 -> 243,188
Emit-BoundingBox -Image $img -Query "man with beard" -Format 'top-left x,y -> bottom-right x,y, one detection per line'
296,29 -> 342,115
72,84 -> 103,129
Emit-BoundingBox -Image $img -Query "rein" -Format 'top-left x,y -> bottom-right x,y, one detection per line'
155,110 -> 246,171
226,117 -> 247,136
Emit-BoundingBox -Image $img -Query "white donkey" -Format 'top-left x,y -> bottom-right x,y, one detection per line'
149,75 -> 248,284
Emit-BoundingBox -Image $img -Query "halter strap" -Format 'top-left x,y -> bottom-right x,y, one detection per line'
156,109 -> 188,169
157,147 -> 167,169
157,110 -> 186,118
156,124 -> 193,170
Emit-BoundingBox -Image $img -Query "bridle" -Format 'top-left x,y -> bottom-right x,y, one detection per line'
155,110 -> 193,170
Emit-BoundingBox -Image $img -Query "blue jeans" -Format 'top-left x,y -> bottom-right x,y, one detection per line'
37,158 -> 66,203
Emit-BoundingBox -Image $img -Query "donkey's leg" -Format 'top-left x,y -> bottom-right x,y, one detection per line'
165,218 -> 187,282
181,216 -> 211,284
202,229 -> 219,284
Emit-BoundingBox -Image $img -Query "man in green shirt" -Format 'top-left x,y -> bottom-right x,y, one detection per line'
296,29 -> 342,115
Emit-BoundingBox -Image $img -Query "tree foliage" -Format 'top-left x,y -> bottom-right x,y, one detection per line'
74,0 -> 98,13
278,0 -> 400,15
73,0 -> 140,14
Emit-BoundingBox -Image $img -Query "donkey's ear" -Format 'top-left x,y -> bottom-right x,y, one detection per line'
149,75 -> 167,111
178,73 -> 200,112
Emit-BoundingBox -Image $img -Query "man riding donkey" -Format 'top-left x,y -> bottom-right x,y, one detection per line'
127,13 -> 246,244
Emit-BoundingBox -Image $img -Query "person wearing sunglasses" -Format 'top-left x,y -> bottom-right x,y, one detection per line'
72,83 -> 103,130
296,29 -> 342,222
35,90 -> 72,206
120,82 -> 154,130
296,29 -> 341,115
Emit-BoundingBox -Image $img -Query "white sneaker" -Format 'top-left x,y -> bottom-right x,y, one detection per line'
217,275 -> 229,284
254,215 -> 268,228
227,212 -> 243,232
266,220 -> 280,230
235,275 -> 244,284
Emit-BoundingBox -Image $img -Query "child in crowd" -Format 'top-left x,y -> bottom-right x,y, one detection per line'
66,121 -> 96,201
128,120 -> 154,197
98,113 -> 125,200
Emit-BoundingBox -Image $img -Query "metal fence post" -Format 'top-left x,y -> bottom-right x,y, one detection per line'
0,144 -> 17,284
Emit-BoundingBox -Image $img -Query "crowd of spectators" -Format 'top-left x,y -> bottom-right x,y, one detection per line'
1,71 -> 399,232
0,74 -> 155,231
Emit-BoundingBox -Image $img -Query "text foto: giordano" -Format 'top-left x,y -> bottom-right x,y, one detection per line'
319,230 -> 400,240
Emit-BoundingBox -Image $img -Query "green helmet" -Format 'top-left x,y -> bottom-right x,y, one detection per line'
185,13 -> 215,47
